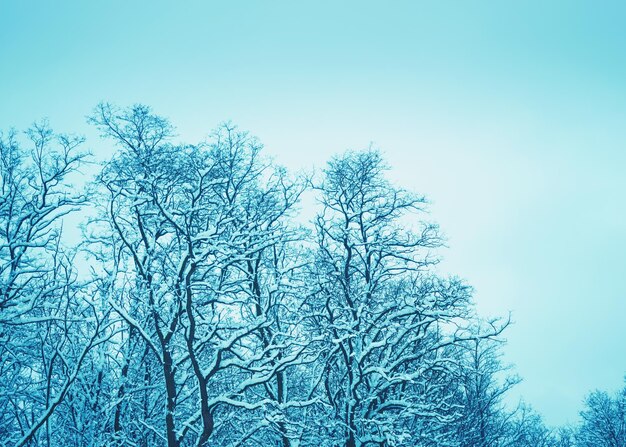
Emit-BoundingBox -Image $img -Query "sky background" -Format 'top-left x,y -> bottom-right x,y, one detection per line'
2,0 -> 626,427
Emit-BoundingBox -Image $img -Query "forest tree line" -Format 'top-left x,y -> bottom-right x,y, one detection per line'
0,104 -> 623,447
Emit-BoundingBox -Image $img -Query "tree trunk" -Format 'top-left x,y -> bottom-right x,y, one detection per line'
163,350 -> 179,447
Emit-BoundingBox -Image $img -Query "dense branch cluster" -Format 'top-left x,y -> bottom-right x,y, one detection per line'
0,104 -> 621,447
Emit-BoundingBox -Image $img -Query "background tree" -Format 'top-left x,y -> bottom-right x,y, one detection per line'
576,384 -> 626,447
504,404 -> 554,447
452,335 -> 519,447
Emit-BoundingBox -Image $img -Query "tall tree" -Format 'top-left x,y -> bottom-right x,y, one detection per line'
0,123 -> 103,447
309,150 -> 489,447
0,106 -> 530,447
90,104 -> 313,447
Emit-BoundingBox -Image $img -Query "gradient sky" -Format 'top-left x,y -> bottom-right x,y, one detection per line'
2,0 -> 626,427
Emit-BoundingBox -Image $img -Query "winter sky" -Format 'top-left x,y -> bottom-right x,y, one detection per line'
1,0 -> 626,426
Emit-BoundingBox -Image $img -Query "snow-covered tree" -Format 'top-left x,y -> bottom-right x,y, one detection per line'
0,123 -> 105,447
89,104 -> 315,447
452,335 -> 519,447
0,105 -> 539,447
307,150 -> 492,447
577,384 -> 626,447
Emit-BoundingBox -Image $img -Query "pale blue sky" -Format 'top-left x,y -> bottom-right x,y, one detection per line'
2,0 -> 626,426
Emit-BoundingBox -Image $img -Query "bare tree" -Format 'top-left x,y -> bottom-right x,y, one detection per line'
89,104 -> 314,447
0,106 -> 532,447
0,123 -> 104,447
577,384 -> 626,447
453,335 -> 520,447
504,405 -> 554,447
307,149 -> 495,447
